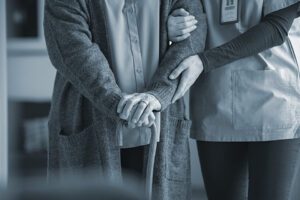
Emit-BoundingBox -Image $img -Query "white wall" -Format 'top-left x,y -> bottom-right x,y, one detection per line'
0,0 -> 8,187
8,54 -> 56,101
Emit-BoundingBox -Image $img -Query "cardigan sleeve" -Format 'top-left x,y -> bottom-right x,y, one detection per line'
147,0 -> 207,110
44,0 -> 122,118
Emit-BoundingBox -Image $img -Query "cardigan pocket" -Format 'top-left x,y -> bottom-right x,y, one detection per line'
165,118 -> 192,182
57,121 -> 102,169
232,70 -> 296,132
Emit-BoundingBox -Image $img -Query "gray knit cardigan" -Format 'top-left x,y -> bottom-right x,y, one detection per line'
44,0 -> 207,199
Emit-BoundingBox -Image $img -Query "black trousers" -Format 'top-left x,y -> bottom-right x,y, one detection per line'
121,146 -> 145,178
197,139 -> 300,200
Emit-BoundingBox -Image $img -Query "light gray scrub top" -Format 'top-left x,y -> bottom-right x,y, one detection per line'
103,0 -> 160,148
191,0 -> 300,142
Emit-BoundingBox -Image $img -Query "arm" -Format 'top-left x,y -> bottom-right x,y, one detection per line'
44,0 -> 122,119
117,0 -> 207,126
200,2 -> 300,73
168,3 -> 299,73
167,2 -> 299,102
146,0 -> 207,110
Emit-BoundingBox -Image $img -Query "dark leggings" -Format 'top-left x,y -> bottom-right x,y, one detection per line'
197,139 -> 300,200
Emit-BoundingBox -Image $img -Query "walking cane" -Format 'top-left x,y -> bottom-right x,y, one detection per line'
145,124 -> 158,200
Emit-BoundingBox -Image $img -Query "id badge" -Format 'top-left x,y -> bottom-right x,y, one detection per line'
220,0 -> 239,24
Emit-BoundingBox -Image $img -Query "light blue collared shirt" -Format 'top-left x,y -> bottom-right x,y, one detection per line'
103,0 -> 160,148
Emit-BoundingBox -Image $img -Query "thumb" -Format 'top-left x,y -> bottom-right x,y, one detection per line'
169,62 -> 188,80
172,8 -> 189,17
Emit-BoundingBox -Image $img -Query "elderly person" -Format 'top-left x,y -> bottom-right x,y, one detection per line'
166,0 -> 300,200
43,0 -> 206,199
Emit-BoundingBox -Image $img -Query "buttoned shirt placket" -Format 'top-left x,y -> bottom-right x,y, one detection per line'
124,0 -> 146,92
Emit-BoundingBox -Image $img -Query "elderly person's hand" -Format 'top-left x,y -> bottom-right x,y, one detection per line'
169,55 -> 204,103
117,93 -> 161,128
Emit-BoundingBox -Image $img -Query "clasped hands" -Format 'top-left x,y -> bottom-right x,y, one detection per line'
117,55 -> 204,128
117,93 -> 161,128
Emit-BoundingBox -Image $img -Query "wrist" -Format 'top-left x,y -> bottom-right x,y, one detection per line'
146,93 -> 162,111
198,53 -> 209,73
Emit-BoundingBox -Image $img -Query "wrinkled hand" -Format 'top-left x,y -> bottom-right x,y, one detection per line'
167,8 -> 198,42
169,55 -> 204,103
117,93 -> 161,128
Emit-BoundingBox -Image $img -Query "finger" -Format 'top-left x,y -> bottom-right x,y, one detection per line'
131,101 -> 148,123
141,112 -> 155,127
175,19 -> 198,31
171,8 -> 189,17
117,96 -> 129,114
174,15 -> 195,24
147,113 -> 156,127
177,25 -> 197,36
120,95 -> 141,120
172,33 -> 191,42
172,77 -> 188,103
139,116 -> 149,127
181,83 -> 190,99
138,105 -> 153,125
148,119 -> 155,128
169,62 -> 189,79
127,121 -> 136,129
127,107 -> 138,128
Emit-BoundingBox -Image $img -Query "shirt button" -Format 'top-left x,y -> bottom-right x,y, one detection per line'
136,68 -> 142,73
128,7 -> 134,14
132,37 -> 138,43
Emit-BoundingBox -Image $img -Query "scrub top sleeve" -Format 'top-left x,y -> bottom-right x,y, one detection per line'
264,0 -> 300,16
199,3 -> 299,73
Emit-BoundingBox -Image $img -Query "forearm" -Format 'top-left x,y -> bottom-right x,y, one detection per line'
44,0 -> 122,118
200,3 -> 299,73
147,0 -> 207,110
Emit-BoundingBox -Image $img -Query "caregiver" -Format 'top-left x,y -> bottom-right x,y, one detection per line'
168,0 -> 300,200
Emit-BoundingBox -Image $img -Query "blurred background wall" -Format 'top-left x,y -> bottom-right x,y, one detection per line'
0,0 -> 8,188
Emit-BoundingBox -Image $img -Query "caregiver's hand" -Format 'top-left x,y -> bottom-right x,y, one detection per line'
169,55 -> 204,103
167,8 -> 198,42
117,93 -> 161,128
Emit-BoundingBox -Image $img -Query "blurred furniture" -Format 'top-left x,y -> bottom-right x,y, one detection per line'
9,101 -> 50,182
6,0 -> 55,183
6,0 -> 46,53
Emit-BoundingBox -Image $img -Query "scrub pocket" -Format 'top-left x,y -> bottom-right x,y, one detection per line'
57,121 -> 103,169
232,70 -> 295,132
165,118 -> 192,182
